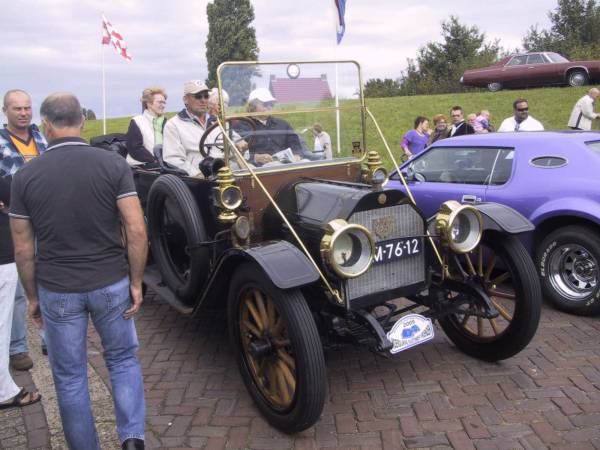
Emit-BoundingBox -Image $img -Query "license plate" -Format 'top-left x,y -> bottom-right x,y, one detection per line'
387,313 -> 434,354
373,237 -> 421,265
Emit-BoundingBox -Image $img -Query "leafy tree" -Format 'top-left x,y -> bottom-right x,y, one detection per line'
364,78 -> 402,98
86,109 -> 97,120
523,0 -> 600,59
205,0 -> 259,105
399,16 -> 502,95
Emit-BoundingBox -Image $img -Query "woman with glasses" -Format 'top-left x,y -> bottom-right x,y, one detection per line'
126,87 -> 167,164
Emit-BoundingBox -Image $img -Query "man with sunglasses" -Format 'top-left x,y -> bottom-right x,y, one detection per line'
163,80 -> 214,177
498,98 -> 544,132
448,106 -> 475,137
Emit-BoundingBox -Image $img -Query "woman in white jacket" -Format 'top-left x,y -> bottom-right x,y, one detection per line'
126,87 -> 167,164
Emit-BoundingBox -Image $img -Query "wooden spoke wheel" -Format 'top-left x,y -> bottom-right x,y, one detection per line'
228,263 -> 326,433
438,232 -> 541,361
239,288 -> 297,410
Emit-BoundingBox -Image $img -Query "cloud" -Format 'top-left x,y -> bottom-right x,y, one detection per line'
1,0 -> 552,123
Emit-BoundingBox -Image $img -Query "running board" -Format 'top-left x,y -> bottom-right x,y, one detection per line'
143,266 -> 194,315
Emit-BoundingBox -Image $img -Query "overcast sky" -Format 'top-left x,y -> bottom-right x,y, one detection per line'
1,0 -> 554,122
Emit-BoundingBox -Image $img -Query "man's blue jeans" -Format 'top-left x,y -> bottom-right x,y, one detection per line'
39,276 -> 145,449
10,279 -> 28,355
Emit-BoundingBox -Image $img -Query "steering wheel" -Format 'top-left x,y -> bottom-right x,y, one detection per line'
199,117 -> 257,158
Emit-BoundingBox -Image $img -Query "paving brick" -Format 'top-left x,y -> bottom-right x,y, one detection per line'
412,401 -> 435,421
447,430 -> 476,450
381,429 -> 403,450
403,434 -> 449,448
530,420 -> 562,444
335,413 -> 357,434
399,416 -> 421,437
461,415 -> 492,440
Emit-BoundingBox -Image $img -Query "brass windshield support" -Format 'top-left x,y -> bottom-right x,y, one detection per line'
215,118 -> 344,305
365,107 -> 448,277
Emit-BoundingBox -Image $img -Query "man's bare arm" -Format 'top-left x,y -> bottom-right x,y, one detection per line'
10,217 -> 42,327
117,195 -> 148,318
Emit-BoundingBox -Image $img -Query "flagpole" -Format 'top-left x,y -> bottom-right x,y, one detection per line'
102,41 -> 107,135
335,61 -> 341,155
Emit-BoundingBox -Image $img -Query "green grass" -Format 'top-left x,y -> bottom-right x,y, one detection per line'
82,85 -> 593,169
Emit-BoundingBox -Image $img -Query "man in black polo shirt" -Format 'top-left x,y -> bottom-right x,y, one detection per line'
10,93 -> 148,450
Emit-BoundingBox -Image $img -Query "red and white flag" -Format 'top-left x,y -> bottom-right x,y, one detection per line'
101,14 -> 132,61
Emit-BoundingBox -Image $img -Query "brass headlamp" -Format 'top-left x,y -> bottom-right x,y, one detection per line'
435,200 -> 483,253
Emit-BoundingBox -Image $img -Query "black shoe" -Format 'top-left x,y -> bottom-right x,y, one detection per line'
122,438 -> 144,450
41,344 -> 48,356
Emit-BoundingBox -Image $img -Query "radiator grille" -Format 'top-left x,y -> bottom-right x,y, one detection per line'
345,204 -> 426,300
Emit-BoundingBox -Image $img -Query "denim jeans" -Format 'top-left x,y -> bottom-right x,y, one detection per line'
0,263 -> 20,402
9,279 -> 28,355
39,276 -> 145,449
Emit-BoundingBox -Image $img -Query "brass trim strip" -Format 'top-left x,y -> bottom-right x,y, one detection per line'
216,118 -> 344,304
365,107 -> 447,274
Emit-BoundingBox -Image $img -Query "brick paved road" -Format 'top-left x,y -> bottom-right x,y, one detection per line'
84,291 -> 600,449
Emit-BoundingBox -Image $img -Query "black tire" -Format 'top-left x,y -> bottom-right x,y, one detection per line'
487,82 -> 502,92
536,226 -> 600,315
568,70 -> 588,87
147,175 -> 209,302
228,263 -> 326,433
439,232 -> 541,361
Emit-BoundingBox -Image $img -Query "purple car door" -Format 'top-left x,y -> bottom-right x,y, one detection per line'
400,146 -> 502,218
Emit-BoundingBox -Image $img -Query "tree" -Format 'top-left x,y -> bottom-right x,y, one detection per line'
363,78 -> 402,98
523,0 -> 600,59
86,109 -> 97,120
399,16 -> 502,95
205,0 -> 259,105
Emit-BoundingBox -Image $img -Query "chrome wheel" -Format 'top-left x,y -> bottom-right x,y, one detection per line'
487,82 -> 502,92
568,71 -> 588,87
548,244 -> 598,300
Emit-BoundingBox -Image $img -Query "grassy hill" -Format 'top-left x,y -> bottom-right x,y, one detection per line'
82,85 -> 594,169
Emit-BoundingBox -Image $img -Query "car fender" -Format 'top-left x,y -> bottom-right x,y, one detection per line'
427,202 -> 534,234
193,241 -> 320,314
529,197 -> 600,227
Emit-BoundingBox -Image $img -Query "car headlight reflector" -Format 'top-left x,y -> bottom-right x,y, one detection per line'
435,200 -> 482,253
220,185 -> 242,210
321,219 -> 375,278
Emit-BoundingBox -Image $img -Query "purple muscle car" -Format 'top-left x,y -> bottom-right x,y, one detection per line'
389,131 -> 600,315
460,52 -> 600,92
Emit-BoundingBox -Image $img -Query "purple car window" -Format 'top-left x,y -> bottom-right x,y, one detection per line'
490,149 -> 515,185
530,156 -> 567,168
585,141 -> 600,157
408,146 -> 504,185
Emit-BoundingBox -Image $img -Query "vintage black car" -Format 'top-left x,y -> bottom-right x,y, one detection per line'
124,61 -> 541,433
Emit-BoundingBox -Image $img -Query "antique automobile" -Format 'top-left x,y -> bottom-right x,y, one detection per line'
128,61 -> 541,433
460,52 -> 600,91
388,131 -> 600,316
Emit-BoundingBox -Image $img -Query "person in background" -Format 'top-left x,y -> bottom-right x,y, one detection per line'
567,87 -> 600,130
233,88 -> 305,166
163,80 -> 212,177
401,116 -> 430,159
312,123 -> 332,159
448,106 -> 475,137
208,87 -> 229,117
10,92 -> 147,450
467,113 -> 477,129
428,114 -> 449,144
126,87 -> 167,164
473,110 -> 493,133
0,89 -> 47,371
497,98 -> 544,132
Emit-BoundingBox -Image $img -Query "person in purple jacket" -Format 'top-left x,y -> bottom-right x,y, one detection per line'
401,116 -> 430,160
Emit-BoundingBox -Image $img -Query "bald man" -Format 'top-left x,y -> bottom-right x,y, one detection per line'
568,87 -> 600,131
0,89 -> 47,372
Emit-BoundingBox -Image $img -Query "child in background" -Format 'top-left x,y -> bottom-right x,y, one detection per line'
474,110 -> 493,133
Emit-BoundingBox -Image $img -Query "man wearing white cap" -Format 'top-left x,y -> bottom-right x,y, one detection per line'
163,80 -> 213,177
234,88 -> 306,166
